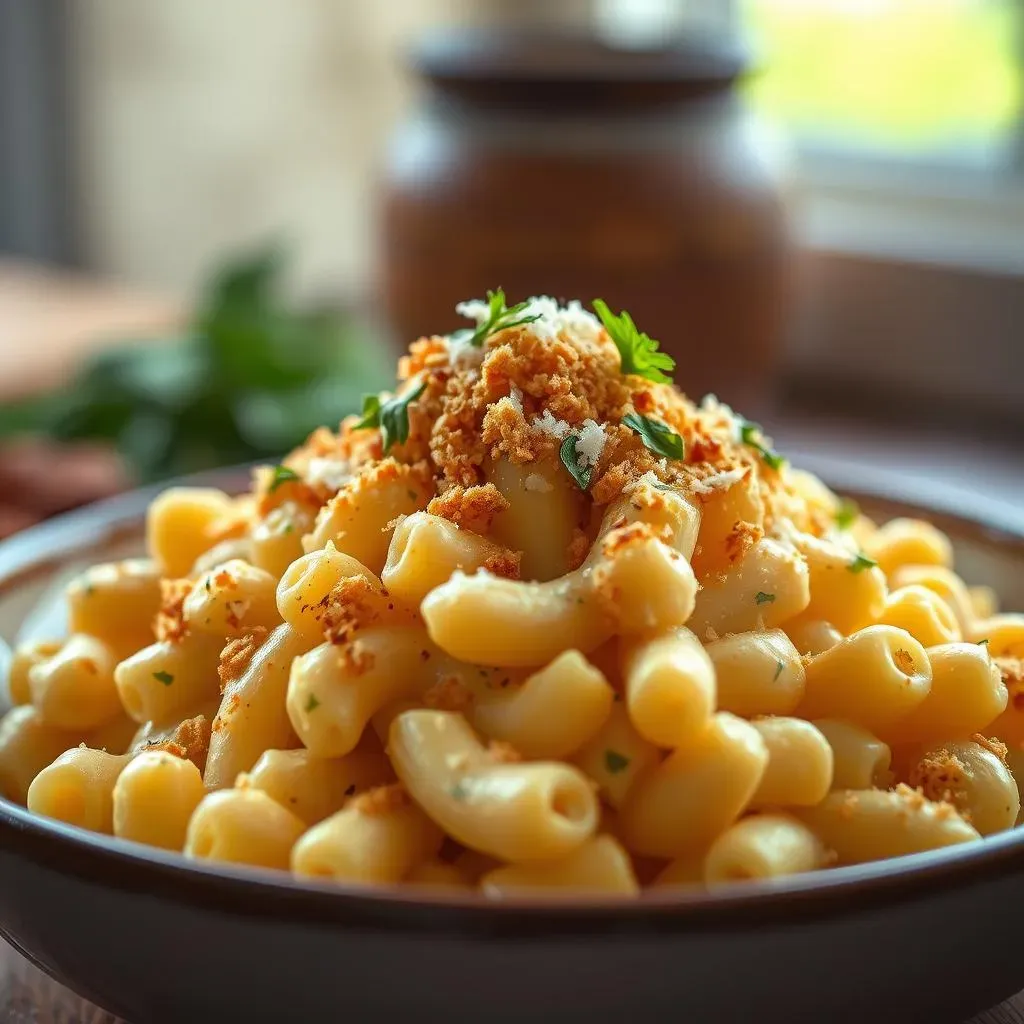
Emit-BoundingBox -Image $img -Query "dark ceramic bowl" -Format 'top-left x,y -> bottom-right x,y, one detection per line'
1,460 -> 1023,1024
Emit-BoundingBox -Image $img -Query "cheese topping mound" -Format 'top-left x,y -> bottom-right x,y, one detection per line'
281,294 -> 833,540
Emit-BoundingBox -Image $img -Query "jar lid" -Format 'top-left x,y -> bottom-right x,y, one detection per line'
412,26 -> 750,109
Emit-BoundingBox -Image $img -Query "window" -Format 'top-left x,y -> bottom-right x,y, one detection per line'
742,0 -> 1024,168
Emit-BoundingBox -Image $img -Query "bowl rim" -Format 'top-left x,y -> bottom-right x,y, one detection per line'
2,455 -> 1024,937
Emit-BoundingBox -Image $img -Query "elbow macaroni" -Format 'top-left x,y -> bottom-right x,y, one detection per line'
3,292 -> 1019,897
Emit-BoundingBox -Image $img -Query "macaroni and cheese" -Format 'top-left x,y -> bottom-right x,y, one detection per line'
2,292 -> 1019,897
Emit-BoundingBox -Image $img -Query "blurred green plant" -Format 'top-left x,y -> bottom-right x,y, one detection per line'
0,247 -> 393,483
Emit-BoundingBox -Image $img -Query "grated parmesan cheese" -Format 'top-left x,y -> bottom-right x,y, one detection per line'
306,457 -> 352,492
533,409 -> 572,440
453,295 -> 601,347
574,419 -> 607,469
688,467 -> 749,496
445,334 -> 486,370
623,470 -> 661,494
524,473 -> 553,494
700,393 -> 743,443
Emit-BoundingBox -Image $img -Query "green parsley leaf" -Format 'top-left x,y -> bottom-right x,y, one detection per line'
773,660 -> 785,682
559,434 -> 592,490
451,780 -> 470,801
848,553 -> 878,574
451,288 -> 542,348
738,418 -> 785,471
283,522 -> 294,534
755,591 -> 776,605
305,693 -> 321,712
622,412 -> 684,460
593,299 -> 675,384
978,638 -> 990,646
604,750 -> 631,775
354,377 -> 426,453
268,465 -> 300,492
354,392 -> 381,431
153,670 -> 174,686
834,498 -> 860,530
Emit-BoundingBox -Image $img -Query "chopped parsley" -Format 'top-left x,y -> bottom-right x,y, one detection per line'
773,660 -> 785,682
738,418 -> 785,471
848,553 -> 878,574
559,434 -> 592,490
593,299 -> 675,384
604,750 -> 631,774
622,412 -> 684,461
355,376 -> 426,453
268,465 -> 301,492
978,638 -> 990,646
451,780 -> 470,801
305,693 -> 321,713
283,522 -> 294,534
407,489 -> 418,501
450,288 -> 542,348
755,591 -> 776,605
205,577 -> 212,591
834,498 -> 860,530
153,670 -> 174,686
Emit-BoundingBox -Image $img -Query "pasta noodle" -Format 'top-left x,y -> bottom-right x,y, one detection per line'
1,291 -> 1012,897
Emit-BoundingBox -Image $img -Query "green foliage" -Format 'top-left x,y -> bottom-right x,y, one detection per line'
0,245 -> 393,482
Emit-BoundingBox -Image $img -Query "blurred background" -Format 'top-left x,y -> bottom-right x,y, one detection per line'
0,0 -> 1022,535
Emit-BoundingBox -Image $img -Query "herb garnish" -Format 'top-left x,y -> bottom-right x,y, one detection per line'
773,660 -> 785,681
755,591 -> 776,605
305,693 -> 321,713
978,638 -> 990,646
738,418 -> 785,471
835,499 -> 859,530
451,289 -> 542,348
604,750 -> 631,774
622,412 -> 684,460
268,465 -> 300,492
593,300 -> 675,384
355,377 -> 426,453
848,553 -> 878,574
559,434 -> 592,490
153,671 -> 174,686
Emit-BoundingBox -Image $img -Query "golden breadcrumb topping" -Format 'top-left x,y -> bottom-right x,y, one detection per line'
154,578 -> 194,643
423,676 -> 474,713
350,783 -> 409,816
909,750 -> 968,807
262,297 -> 840,585
427,484 -> 509,534
141,715 -> 212,773
321,577 -> 387,645
218,628 -> 269,689
487,740 -> 523,765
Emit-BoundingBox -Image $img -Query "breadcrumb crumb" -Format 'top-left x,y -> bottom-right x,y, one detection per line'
351,783 -> 409,816
154,578 -> 193,643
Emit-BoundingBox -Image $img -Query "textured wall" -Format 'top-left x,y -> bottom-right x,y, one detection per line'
69,0 -> 490,301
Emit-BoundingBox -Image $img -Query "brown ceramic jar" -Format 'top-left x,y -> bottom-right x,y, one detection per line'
379,27 -> 791,413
